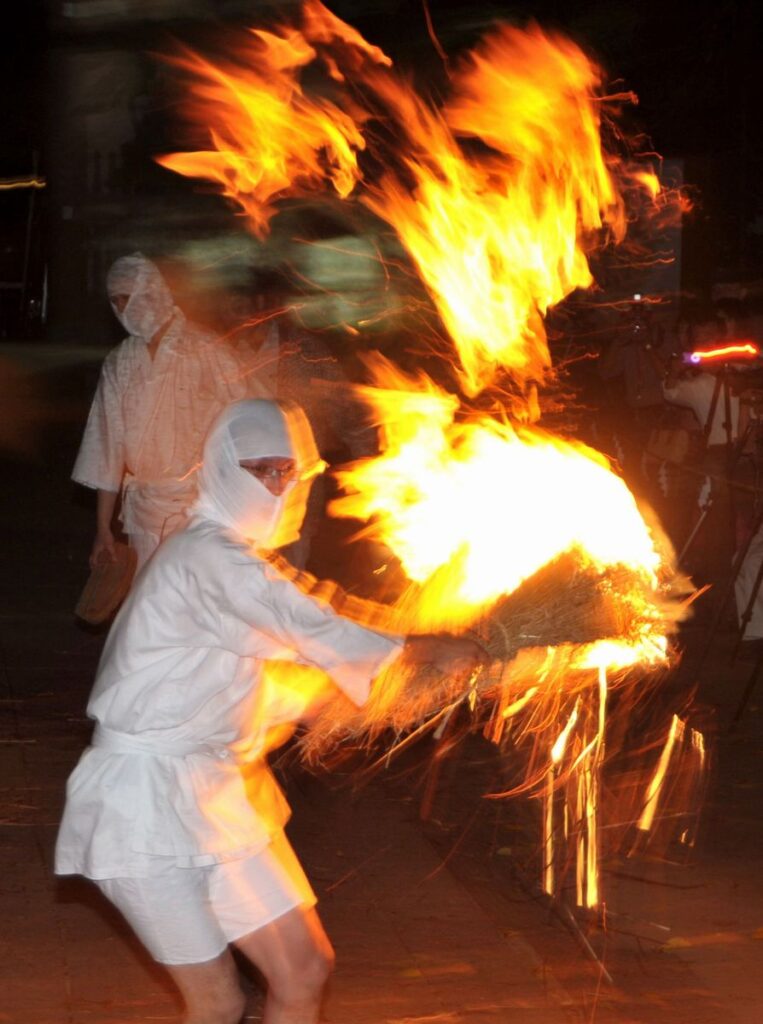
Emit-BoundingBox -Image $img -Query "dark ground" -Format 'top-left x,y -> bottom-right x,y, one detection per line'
1,341 -> 762,1023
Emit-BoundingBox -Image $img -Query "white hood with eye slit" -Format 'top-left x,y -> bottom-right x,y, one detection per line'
106,253 -> 176,342
192,399 -> 321,547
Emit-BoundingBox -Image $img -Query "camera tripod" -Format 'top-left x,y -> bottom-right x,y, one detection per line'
681,366 -> 763,726
678,363 -> 741,566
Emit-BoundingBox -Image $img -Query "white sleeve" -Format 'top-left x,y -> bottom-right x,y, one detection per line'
211,335 -> 252,401
216,557 -> 404,707
71,353 -> 125,492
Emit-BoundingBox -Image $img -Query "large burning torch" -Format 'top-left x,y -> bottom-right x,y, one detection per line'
157,0 -> 698,909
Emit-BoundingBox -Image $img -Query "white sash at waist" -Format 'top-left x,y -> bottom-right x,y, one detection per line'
120,475 -> 194,538
91,724 -> 246,764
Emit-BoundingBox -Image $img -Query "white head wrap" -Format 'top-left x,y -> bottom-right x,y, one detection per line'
192,399 -> 322,548
106,253 -> 176,342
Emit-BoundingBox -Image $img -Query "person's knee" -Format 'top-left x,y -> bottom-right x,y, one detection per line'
309,941 -> 335,989
269,942 -> 334,1005
235,906 -> 335,1009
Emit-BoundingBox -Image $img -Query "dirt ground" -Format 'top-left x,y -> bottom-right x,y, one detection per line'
1,342 -> 762,1023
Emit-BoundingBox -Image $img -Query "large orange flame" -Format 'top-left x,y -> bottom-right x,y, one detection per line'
333,363 -> 663,625
363,24 -> 627,396
159,2 -> 693,907
158,1 -> 658,399
158,3 -> 389,237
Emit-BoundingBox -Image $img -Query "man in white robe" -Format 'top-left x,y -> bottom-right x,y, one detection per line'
56,398 -> 481,1024
73,253 -> 254,572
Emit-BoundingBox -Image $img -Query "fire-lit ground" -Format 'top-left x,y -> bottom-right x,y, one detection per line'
0,346 -> 762,1024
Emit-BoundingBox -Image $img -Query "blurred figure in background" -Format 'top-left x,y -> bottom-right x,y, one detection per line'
658,311 -> 742,593
230,274 -> 375,571
73,253 -> 257,573
661,310 -> 743,449
596,294 -> 673,485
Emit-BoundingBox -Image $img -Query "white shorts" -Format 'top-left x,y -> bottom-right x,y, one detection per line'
96,832 -> 316,965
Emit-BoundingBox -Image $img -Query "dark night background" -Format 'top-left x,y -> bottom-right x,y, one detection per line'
3,8 -> 763,1021
2,1 -> 761,343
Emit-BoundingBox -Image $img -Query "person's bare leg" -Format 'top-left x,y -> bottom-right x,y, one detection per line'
165,947 -> 246,1024
234,906 -> 334,1024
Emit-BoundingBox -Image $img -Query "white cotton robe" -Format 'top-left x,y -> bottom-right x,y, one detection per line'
72,312 -> 253,541
55,518 -> 403,879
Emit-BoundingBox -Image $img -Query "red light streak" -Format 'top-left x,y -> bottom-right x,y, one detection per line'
689,342 -> 759,364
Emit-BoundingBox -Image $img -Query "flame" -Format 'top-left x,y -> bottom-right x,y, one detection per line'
363,25 -> 628,397
157,2 -> 389,237
333,368 -> 665,644
159,2 -> 672,659
158,2 -> 659,398
159,2 -> 690,908
631,170 -> 661,201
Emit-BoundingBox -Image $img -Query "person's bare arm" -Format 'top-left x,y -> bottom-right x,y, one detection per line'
90,489 -> 119,567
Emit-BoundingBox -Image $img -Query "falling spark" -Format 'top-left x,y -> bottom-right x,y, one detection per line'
551,702 -> 581,764
638,714 -> 684,833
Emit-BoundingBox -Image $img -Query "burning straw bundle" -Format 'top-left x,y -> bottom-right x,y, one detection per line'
292,552 -> 689,764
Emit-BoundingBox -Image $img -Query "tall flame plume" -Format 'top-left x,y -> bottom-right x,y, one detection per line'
159,1 -> 695,907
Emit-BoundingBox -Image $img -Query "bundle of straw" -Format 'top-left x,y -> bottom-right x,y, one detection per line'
291,552 -> 688,764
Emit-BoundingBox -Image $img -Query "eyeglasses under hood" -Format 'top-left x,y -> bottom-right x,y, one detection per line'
192,399 -> 323,548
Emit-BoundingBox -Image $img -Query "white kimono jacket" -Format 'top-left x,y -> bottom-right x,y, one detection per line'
72,313 -> 252,540
55,518 -> 402,879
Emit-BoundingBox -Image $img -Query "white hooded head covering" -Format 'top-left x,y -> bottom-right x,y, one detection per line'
106,253 -> 176,342
192,399 -> 323,548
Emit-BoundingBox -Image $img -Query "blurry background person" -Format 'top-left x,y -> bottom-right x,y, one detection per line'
599,298 -> 753,604
229,274 -> 375,572
661,335 -> 742,451
734,515 -> 763,646
73,253 -> 257,573
657,307 -> 763,631
659,312 -> 742,590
